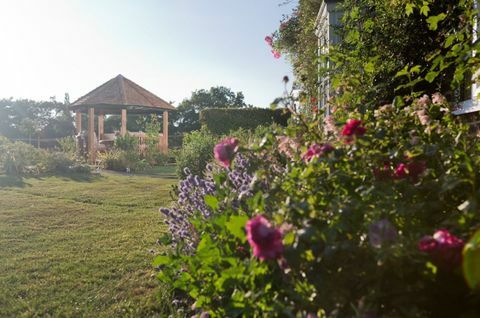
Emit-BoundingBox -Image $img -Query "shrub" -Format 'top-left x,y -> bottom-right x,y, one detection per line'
0,139 -> 89,176
157,94 -> 480,317
57,136 -> 77,158
114,134 -> 138,151
199,108 -> 290,135
98,149 -> 149,173
175,128 -> 218,178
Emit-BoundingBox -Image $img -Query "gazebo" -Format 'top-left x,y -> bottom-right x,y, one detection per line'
70,74 -> 175,163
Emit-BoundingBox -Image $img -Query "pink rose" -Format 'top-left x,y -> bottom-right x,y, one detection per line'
393,161 -> 426,182
246,215 -> 283,261
214,137 -> 239,168
301,143 -> 334,162
419,229 -> 464,270
341,119 -> 366,142
264,35 -> 273,46
271,50 -> 281,59
393,163 -> 408,179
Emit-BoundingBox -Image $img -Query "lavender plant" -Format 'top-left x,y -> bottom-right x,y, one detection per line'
160,154 -> 254,252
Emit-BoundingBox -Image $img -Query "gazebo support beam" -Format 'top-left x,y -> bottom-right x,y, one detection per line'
98,113 -> 105,140
88,107 -> 96,163
121,109 -> 127,136
162,111 -> 168,154
75,111 -> 82,134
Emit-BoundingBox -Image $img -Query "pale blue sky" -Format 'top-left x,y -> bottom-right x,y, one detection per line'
0,0 -> 295,107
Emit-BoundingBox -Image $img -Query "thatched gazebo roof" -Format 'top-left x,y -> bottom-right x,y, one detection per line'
70,74 -> 175,113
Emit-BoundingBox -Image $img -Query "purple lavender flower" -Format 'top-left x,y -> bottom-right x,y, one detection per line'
160,154 -> 255,252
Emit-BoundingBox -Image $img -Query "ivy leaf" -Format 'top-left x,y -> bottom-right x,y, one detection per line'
427,13 -> 447,31
420,4 -> 430,17
226,215 -> 249,242
463,229 -> 480,290
405,3 -> 414,16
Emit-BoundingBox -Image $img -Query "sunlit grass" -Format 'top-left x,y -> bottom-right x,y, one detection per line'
0,170 -> 176,317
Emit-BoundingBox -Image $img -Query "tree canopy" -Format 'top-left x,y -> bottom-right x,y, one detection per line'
171,86 -> 251,134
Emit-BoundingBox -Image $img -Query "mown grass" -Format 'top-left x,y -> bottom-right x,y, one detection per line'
0,169 -> 177,317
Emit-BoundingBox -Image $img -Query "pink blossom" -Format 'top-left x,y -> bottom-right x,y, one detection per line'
271,50 -> 281,59
419,229 -> 464,270
393,161 -> 426,182
393,163 -> 408,179
416,109 -> 430,126
432,92 -> 447,105
246,215 -> 283,261
213,137 -> 239,168
264,35 -> 273,46
301,143 -> 334,162
341,119 -> 366,142
277,136 -> 299,159
324,115 -> 337,134
417,94 -> 431,108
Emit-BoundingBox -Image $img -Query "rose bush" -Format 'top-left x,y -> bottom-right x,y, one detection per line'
156,92 -> 480,317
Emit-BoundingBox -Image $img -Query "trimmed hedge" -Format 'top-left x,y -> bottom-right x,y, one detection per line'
199,108 -> 290,135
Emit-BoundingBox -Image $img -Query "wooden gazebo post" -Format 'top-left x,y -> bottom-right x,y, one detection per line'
121,109 -> 127,136
98,112 -> 105,140
75,111 -> 82,134
163,110 -> 168,152
88,107 -> 96,163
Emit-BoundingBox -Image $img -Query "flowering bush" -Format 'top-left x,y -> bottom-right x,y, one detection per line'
157,93 -> 480,317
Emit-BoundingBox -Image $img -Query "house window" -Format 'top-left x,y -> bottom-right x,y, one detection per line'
453,0 -> 480,115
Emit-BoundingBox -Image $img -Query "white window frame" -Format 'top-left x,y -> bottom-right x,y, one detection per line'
453,0 -> 480,115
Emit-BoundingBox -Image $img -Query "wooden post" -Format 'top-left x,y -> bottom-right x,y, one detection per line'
162,111 -> 168,154
121,109 -> 127,136
88,107 -> 96,163
75,111 -> 82,134
98,113 -> 105,140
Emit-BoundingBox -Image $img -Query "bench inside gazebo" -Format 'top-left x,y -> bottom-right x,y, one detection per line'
70,74 -> 175,163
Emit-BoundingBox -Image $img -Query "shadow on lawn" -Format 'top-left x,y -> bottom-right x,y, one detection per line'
0,175 -> 28,188
57,172 -> 104,182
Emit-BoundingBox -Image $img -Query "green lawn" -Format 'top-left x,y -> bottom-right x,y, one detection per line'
0,169 -> 177,317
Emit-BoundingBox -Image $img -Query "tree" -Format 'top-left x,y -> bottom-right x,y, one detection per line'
0,96 -> 75,143
171,86 -> 251,134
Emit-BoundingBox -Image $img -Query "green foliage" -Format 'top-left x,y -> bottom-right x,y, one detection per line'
171,86 -> 251,135
199,108 -> 290,135
159,95 -> 480,317
175,128 -> 218,178
57,136 -> 77,157
98,149 -> 149,173
0,96 -> 74,140
272,0 -> 322,97
114,134 -> 139,151
0,139 -> 89,176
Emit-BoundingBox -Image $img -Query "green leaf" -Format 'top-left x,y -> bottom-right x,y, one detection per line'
204,195 -> 219,210
463,229 -> 480,290
364,62 -> 375,73
425,71 -> 439,83
420,4 -> 430,17
226,215 -> 249,241
427,13 -> 447,30
152,255 -> 170,267
405,3 -> 414,16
